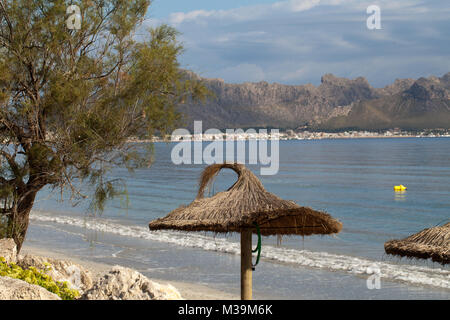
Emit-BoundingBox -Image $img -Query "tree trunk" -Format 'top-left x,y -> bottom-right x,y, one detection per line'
6,190 -> 37,253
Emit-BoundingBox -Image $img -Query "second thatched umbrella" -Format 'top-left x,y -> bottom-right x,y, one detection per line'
385,222 -> 450,265
149,163 -> 343,299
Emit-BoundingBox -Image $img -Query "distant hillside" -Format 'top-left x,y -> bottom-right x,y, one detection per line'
321,73 -> 450,130
178,72 -> 450,131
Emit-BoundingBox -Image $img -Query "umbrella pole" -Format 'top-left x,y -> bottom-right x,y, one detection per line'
240,229 -> 252,300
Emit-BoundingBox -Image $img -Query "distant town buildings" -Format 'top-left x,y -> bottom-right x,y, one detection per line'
136,129 -> 450,143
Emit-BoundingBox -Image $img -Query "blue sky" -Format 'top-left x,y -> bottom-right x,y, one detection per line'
144,0 -> 450,87
149,0 -> 278,18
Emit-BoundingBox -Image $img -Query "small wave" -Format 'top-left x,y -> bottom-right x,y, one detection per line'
111,249 -> 124,258
30,211 -> 450,289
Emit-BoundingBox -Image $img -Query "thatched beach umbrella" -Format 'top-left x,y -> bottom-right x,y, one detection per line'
385,223 -> 450,265
149,163 -> 343,300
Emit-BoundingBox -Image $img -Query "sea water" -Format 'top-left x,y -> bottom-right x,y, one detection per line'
27,138 -> 450,299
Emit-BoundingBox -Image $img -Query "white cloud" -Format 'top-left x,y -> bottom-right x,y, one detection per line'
168,0 -> 324,26
280,67 -> 310,82
154,0 -> 449,86
216,64 -> 266,83
169,10 -> 214,25
273,0 -> 321,13
214,31 -> 267,44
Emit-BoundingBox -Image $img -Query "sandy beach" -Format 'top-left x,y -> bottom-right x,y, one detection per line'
20,244 -> 239,300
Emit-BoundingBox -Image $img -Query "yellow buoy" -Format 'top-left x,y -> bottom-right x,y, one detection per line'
394,185 -> 407,191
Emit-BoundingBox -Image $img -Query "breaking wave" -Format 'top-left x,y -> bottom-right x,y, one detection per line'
30,210 -> 450,289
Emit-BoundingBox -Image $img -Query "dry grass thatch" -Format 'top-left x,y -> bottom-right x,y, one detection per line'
384,222 -> 450,265
149,163 -> 343,236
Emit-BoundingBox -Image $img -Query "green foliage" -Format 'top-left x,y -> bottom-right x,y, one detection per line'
0,256 -> 80,300
0,0 -> 210,248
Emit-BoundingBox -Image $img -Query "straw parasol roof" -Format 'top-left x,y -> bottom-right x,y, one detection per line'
384,222 -> 450,265
149,163 -> 342,236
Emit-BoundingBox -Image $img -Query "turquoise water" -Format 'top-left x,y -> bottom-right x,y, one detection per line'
27,138 -> 450,299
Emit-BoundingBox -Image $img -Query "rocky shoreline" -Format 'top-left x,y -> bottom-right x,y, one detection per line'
0,239 -> 182,300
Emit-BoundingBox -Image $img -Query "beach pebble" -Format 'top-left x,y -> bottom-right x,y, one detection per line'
81,266 -> 182,300
0,276 -> 60,300
0,238 -> 17,264
17,254 -> 93,293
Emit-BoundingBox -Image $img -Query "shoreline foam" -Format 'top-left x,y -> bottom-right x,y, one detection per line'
30,211 -> 450,291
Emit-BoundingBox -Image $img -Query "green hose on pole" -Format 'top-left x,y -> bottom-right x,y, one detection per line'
252,222 -> 262,270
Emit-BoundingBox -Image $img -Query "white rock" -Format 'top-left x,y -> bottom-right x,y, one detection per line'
0,238 -> 17,264
81,266 -> 182,300
18,254 -> 93,293
0,276 -> 60,300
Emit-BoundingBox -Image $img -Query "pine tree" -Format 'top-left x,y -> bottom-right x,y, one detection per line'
0,0 -> 207,251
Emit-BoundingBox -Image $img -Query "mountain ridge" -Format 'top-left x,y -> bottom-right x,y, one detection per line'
179,71 -> 450,130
